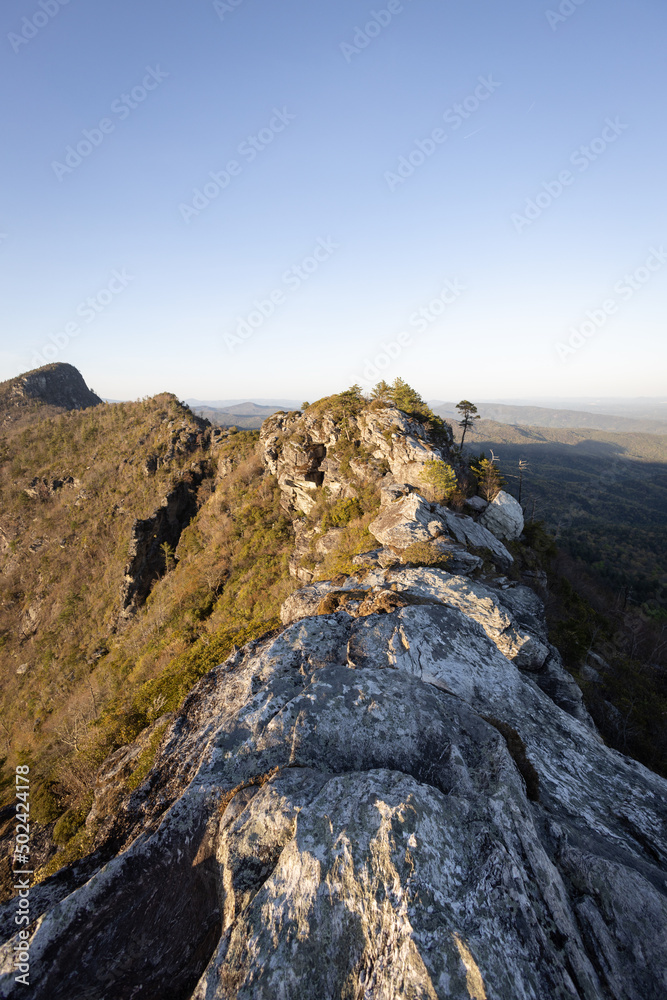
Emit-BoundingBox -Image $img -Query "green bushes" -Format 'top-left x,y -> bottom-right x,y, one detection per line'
313,516 -> 378,580
400,542 -> 452,570
418,460 -> 458,503
132,618 -> 281,718
52,797 -> 92,845
321,498 -> 364,531
30,781 -> 63,825
126,720 -> 171,791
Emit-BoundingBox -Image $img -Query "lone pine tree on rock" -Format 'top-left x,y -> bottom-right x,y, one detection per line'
456,399 -> 480,448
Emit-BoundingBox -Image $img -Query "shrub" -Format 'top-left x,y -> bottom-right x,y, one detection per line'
126,720 -> 170,791
400,542 -> 452,570
52,799 -> 91,845
31,781 -> 63,825
321,498 -> 364,531
419,460 -> 457,503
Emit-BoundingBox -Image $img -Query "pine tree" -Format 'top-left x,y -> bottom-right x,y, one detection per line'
390,378 -> 430,420
472,456 -> 505,502
371,380 -> 391,402
338,385 -> 364,440
419,459 -> 458,503
456,400 -> 480,449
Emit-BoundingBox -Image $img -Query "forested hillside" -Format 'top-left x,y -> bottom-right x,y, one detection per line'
469,420 -> 667,611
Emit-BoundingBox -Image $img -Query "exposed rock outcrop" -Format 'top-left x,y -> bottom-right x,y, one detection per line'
479,489 -> 524,541
260,404 -> 454,516
259,402 -> 516,585
3,555 -> 666,998
368,489 -> 514,572
0,363 -> 102,425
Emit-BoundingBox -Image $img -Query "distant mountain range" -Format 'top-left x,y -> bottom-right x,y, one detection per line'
184,399 -> 301,429
430,401 -> 667,436
446,397 -> 667,421
189,398 -> 667,434
185,398 -> 301,410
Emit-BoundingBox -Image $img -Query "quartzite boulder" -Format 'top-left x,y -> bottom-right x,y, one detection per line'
3,570 -> 665,1000
479,489 -> 525,541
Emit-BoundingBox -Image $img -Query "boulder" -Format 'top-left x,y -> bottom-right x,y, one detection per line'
4,576 -> 666,1000
438,509 -> 514,570
479,489 -> 524,541
368,493 -> 441,549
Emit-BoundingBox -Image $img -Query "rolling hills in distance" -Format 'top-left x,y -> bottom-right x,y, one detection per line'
190,397 -> 667,435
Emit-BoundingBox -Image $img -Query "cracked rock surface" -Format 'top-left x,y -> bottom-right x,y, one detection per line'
1,569 -> 666,1000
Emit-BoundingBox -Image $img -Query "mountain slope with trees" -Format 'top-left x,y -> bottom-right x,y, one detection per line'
1,377 -> 665,1000
0,369 -> 665,920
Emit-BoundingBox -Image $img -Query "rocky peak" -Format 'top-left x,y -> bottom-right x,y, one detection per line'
0,363 -> 102,419
259,394 -> 526,587
260,398 -> 455,516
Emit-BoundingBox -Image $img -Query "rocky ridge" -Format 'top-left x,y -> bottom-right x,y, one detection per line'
1,399 -> 665,999
2,553 -> 665,998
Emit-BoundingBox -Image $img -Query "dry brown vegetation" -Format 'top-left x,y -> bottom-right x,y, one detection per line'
0,398 -> 296,884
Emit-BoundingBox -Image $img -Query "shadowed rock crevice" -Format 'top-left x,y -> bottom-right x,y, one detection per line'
22,822 -> 223,1000
121,465 -> 212,613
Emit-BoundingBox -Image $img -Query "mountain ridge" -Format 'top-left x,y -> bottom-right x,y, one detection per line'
431,400 -> 667,435
0,369 -> 665,999
1,384 -> 665,999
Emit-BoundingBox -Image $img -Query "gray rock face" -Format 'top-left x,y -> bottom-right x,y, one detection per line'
368,493 -> 514,573
259,405 -> 453,516
369,493 -> 442,548
438,509 -> 514,570
2,362 -> 102,414
3,562 -> 666,999
479,489 -> 524,541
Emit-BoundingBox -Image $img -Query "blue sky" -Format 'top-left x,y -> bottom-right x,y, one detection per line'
1,0 -> 665,402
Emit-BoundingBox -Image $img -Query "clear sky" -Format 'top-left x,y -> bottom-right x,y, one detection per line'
1,0 -> 665,402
